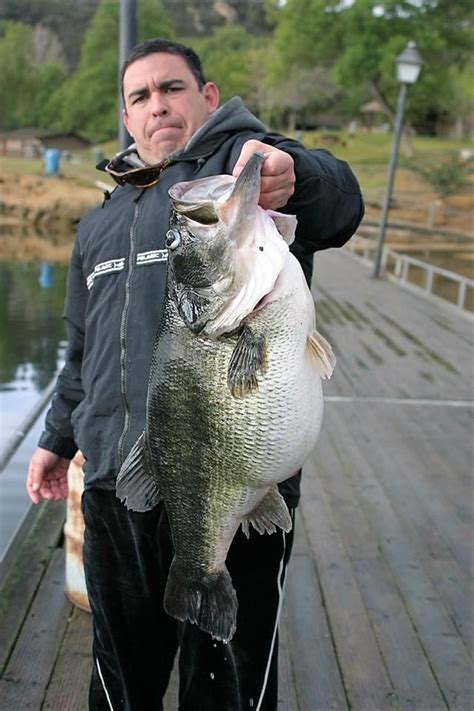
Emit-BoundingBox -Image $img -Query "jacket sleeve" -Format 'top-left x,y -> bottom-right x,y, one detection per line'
37,237 -> 87,459
263,134 -> 364,251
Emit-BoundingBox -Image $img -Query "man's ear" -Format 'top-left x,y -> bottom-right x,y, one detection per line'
203,82 -> 220,115
122,108 -> 133,138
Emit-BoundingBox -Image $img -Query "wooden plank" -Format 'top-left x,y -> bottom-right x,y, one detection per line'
0,500 -> 66,674
382,407 -> 473,576
323,404 -> 472,710
42,607 -> 92,710
363,404 -> 473,652
312,251 -> 473,404
299,477 -> 396,710
284,517 -> 348,710
278,609 -> 300,710
0,549 -> 72,708
312,430 -> 448,710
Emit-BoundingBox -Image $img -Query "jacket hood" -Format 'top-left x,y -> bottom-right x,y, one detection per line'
183,97 -> 266,154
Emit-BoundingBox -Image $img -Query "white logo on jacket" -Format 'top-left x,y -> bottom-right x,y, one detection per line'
86,251 -> 168,290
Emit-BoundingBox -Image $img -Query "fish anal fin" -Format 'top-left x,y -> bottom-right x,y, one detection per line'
307,330 -> 336,379
227,325 -> 267,397
241,485 -> 293,538
115,432 -> 162,512
164,561 -> 238,643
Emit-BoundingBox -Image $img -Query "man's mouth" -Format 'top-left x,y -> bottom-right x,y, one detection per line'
148,123 -> 182,138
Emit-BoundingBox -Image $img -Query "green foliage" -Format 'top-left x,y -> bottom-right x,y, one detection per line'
191,26 -> 265,106
0,1 -> 472,139
30,62 -> 68,130
0,21 -> 35,129
407,153 -> 470,197
270,0 -> 474,132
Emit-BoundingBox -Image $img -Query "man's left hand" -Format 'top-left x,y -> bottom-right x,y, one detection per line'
233,140 -> 295,211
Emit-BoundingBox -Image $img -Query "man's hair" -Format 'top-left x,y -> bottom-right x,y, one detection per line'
120,38 -> 206,102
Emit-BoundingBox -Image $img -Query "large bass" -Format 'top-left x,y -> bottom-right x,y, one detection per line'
116,152 -> 335,641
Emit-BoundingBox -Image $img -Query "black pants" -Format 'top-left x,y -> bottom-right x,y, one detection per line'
82,490 -> 295,711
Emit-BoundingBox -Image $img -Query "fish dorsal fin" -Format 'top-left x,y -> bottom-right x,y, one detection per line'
116,432 -> 162,512
307,330 -> 336,379
241,485 -> 293,538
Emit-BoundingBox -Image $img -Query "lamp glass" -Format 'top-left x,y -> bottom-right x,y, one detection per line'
397,61 -> 422,84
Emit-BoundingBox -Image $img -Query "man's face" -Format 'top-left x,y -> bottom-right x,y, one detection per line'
122,52 -> 219,165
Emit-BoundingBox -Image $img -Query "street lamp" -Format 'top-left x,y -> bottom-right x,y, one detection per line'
373,41 -> 423,278
118,0 -> 137,151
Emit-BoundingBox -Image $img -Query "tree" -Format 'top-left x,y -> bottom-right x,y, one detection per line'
269,0 -> 474,135
191,26 -> 267,108
30,61 -> 68,130
0,21 -> 35,129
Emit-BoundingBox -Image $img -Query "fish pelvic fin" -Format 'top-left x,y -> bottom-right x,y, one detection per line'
164,561 -> 238,643
307,330 -> 336,379
241,485 -> 293,538
115,432 -> 162,512
227,325 -> 267,397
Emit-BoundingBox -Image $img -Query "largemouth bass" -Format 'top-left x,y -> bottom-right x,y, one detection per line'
116,152 -> 335,642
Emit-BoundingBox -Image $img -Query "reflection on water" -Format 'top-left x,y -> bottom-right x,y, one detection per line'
0,260 -> 68,439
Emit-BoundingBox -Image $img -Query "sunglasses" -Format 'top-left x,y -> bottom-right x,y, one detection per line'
100,148 -> 182,188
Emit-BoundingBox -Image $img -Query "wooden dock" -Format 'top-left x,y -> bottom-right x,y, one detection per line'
0,248 -> 472,710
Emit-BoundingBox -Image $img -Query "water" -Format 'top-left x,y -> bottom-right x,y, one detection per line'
0,259 -> 68,572
0,261 -> 68,440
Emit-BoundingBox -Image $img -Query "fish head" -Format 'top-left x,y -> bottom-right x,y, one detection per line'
167,152 -> 266,334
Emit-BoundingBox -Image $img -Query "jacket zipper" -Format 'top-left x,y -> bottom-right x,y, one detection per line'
118,200 -> 141,465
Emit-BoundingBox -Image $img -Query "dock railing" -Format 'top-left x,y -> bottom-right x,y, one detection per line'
346,234 -> 474,311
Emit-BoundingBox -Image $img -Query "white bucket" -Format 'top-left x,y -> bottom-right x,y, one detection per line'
64,452 -> 90,612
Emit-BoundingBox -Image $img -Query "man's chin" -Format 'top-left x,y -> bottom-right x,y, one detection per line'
142,139 -> 184,165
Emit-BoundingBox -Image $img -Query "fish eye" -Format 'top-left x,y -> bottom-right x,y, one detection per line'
166,229 -> 181,250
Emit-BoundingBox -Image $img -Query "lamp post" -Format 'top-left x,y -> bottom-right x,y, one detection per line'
373,41 -> 423,278
118,0 -> 137,152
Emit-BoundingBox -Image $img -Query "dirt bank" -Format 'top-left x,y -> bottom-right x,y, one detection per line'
0,171 -> 107,262
0,171 -> 103,231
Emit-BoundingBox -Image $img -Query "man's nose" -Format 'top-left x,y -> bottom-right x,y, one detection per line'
150,90 -> 168,115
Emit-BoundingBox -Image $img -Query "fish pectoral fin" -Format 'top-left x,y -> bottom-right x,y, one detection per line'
227,325 -> 267,397
241,485 -> 293,538
307,330 -> 336,379
115,432 -> 162,512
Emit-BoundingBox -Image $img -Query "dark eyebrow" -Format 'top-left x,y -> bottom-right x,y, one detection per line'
127,79 -> 187,102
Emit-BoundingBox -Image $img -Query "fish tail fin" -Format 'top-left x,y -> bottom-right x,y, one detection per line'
116,432 -> 162,512
241,485 -> 293,538
307,329 -> 336,379
164,561 -> 238,642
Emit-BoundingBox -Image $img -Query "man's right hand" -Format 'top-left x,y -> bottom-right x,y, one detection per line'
26,447 -> 70,504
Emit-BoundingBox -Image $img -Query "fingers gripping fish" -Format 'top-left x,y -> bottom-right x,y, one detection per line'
116,152 -> 335,642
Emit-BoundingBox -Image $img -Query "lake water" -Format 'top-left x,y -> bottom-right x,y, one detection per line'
0,261 -> 68,441
0,259 -> 68,571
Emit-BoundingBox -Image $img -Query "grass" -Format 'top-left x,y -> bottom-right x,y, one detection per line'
298,131 -> 473,192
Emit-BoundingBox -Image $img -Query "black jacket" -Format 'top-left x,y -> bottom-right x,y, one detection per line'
38,97 -> 364,506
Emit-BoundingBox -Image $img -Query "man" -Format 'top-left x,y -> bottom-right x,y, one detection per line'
26,39 -> 363,710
